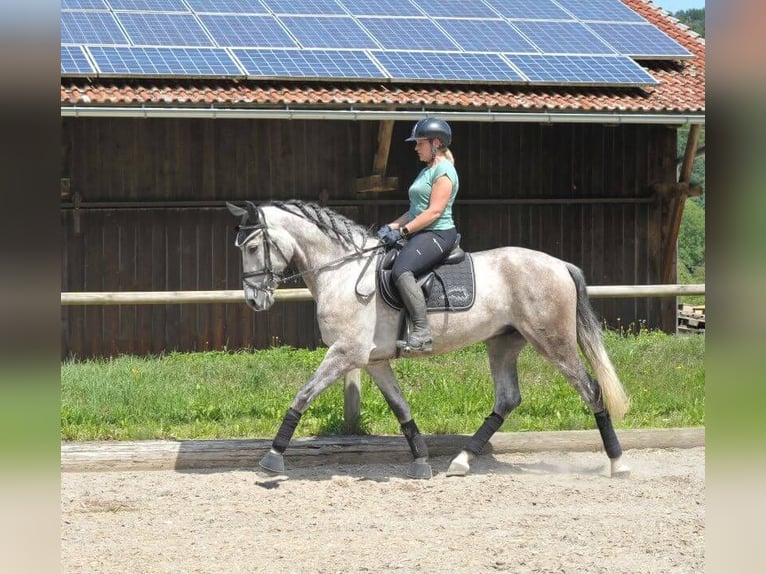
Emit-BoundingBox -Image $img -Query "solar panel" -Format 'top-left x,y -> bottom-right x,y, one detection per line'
88,46 -> 243,75
260,0 -> 346,16
358,17 -> 459,51
373,51 -> 524,82
512,20 -> 615,55
587,22 -> 693,59
279,16 -> 378,49
233,48 -> 384,79
506,54 -> 657,86
185,0 -> 270,14
338,0 -> 422,17
61,45 -> 97,74
555,0 -> 646,23
60,0 -> 689,85
437,18 -> 538,53
484,0 -> 572,21
116,12 -> 215,46
106,0 -> 189,11
410,0 -> 496,19
62,0 -> 108,10
199,15 -> 298,48
61,11 -> 130,45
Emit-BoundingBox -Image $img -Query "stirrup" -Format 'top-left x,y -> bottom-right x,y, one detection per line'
396,336 -> 433,353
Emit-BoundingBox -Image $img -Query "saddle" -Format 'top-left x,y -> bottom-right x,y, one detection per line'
377,234 -> 476,312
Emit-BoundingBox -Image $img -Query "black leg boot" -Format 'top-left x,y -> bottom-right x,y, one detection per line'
395,271 -> 432,353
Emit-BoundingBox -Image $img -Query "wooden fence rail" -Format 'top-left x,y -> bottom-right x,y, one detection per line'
60,284 -> 705,432
60,284 -> 705,306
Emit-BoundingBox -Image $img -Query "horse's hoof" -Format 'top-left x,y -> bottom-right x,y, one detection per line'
260,451 -> 285,474
446,451 -> 471,477
611,467 -> 631,479
407,460 -> 432,480
610,457 -> 630,478
446,459 -> 470,477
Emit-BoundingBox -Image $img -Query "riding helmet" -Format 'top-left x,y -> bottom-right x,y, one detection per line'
405,117 -> 452,147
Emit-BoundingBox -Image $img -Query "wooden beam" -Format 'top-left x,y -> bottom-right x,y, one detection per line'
61,428 -> 704,472
372,120 -> 394,175
651,181 -> 702,197
679,124 -> 701,183
355,120 -> 398,193
662,125 -> 701,283
354,174 -> 399,194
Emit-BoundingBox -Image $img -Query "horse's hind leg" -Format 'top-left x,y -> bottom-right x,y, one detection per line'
525,331 -> 630,478
366,361 -> 432,479
447,332 -> 527,477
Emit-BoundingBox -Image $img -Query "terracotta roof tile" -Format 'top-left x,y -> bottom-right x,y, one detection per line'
61,1 -> 704,115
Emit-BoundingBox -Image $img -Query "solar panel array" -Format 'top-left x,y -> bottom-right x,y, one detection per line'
61,0 -> 692,86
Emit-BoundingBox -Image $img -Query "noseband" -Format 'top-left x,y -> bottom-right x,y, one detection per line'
235,206 -> 282,293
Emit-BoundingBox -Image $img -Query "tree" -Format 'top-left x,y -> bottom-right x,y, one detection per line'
679,198 -> 705,274
674,8 -> 705,36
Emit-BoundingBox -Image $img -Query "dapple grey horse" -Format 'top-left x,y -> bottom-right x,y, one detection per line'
227,200 -> 630,479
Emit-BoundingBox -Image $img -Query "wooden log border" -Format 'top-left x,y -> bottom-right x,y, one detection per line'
61,428 -> 704,473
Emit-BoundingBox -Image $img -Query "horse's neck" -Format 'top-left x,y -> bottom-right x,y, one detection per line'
277,210 -> 363,272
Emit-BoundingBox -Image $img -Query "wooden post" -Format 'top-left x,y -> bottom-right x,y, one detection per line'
662,124 -> 701,283
343,369 -> 362,434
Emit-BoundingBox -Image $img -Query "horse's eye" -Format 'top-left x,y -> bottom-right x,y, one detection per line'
247,244 -> 258,255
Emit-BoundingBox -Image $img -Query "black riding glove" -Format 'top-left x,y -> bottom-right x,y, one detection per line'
376,225 -> 392,239
378,227 -> 402,247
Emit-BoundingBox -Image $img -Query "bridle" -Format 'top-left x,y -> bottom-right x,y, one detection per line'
235,203 -> 382,297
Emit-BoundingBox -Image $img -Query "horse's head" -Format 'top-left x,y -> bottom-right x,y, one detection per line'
227,201 -> 294,312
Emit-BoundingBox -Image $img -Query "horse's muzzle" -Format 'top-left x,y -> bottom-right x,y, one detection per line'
244,285 -> 274,311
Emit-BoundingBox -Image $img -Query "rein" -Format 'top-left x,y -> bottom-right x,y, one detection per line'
273,244 -> 382,286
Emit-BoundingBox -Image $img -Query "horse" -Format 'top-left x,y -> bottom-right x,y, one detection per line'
226,200 -> 630,480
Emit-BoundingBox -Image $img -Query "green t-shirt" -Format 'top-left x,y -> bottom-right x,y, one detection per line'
407,160 -> 459,230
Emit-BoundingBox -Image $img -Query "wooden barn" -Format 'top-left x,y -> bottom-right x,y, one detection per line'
60,0 -> 705,358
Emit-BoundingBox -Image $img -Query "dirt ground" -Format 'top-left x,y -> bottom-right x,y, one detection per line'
61,447 -> 704,573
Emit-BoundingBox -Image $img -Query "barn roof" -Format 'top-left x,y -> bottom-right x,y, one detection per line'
60,0 -> 705,122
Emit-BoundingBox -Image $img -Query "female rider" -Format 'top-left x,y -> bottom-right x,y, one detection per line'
377,117 -> 459,353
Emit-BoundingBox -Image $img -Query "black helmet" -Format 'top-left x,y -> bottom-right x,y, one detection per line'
405,117 -> 452,147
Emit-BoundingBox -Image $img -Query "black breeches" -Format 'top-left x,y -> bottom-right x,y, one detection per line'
391,228 -> 457,282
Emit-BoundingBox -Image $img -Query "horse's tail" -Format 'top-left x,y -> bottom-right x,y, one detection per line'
566,263 -> 630,422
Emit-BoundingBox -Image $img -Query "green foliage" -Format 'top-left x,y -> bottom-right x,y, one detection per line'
674,8 -> 705,37
679,198 -> 705,273
61,332 -> 704,441
676,125 -> 705,303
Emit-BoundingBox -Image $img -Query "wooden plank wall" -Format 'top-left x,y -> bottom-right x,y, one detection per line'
61,118 -> 676,357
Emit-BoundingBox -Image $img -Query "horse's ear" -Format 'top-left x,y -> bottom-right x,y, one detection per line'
226,202 -> 247,218
245,201 -> 260,223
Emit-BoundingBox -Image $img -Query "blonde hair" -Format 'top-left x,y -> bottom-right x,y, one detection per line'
443,148 -> 455,165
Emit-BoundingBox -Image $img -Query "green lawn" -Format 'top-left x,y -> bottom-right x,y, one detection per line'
61,330 -> 704,441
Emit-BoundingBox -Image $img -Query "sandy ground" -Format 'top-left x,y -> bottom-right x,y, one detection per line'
61,447 -> 704,573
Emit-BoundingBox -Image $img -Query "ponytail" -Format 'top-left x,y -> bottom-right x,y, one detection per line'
444,148 -> 455,164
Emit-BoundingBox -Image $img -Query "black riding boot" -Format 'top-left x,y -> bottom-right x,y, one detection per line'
395,271 -> 433,353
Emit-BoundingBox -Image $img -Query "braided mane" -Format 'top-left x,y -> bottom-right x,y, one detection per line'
267,200 -> 372,250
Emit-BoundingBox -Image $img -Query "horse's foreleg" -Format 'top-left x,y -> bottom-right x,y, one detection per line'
447,333 -> 525,477
260,344 -> 363,474
366,361 -> 432,479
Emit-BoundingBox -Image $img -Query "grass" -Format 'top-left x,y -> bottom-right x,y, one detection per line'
61,329 -> 704,441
